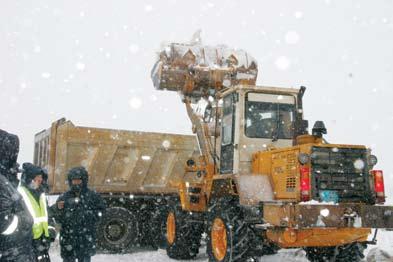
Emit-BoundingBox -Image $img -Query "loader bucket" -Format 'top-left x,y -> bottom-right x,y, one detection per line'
151,42 -> 258,98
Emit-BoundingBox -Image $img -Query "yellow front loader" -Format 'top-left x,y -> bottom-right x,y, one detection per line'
151,37 -> 393,262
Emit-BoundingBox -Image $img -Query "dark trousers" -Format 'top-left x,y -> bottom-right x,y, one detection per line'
35,252 -> 50,262
32,237 -> 51,262
62,256 -> 91,262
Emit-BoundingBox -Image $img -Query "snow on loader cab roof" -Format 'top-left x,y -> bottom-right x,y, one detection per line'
35,33 -> 393,262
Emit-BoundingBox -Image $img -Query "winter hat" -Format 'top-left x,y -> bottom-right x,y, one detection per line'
0,129 -> 20,186
21,162 -> 44,186
67,166 -> 88,188
0,129 -> 19,170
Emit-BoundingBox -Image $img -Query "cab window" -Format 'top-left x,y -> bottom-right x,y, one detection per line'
245,93 -> 295,139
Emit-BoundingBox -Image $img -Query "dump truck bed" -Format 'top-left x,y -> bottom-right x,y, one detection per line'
34,119 -> 199,195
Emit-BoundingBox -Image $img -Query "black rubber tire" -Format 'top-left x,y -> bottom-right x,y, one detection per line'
305,242 -> 367,262
304,246 -> 335,262
136,201 -> 161,249
149,205 -> 169,249
96,207 -> 138,253
335,243 -> 367,261
165,203 -> 203,259
248,229 -> 280,257
206,197 -> 252,262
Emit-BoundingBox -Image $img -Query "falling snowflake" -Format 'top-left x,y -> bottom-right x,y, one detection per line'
129,97 -> 142,109
320,208 -> 329,217
354,159 -> 365,170
294,11 -> 303,19
75,62 -> 85,71
129,44 -> 140,54
150,94 -> 158,101
275,56 -> 291,70
223,79 -> 231,87
145,4 -> 153,12
33,45 -> 41,53
162,140 -> 171,149
141,155 -> 151,161
41,72 -> 51,78
285,31 -> 300,44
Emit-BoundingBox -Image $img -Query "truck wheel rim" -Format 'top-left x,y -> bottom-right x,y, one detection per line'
167,212 -> 176,245
211,218 -> 227,261
105,220 -> 127,242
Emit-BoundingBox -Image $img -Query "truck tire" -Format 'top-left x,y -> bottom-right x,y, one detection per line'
150,205 -> 168,249
206,198 -> 252,262
305,243 -> 366,262
165,203 -> 203,259
97,207 -> 137,253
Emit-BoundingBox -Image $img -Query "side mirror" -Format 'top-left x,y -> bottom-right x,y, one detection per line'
301,120 -> 309,132
294,119 -> 309,137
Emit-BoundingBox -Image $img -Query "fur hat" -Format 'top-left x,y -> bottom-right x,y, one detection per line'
21,162 -> 44,186
67,166 -> 88,188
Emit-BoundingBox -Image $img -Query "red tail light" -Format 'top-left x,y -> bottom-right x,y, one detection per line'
371,170 -> 385,204
300,166 -> 311,201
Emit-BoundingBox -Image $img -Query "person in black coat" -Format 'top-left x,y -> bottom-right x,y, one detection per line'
52,167 -> 105,262
0,129 -> 35,262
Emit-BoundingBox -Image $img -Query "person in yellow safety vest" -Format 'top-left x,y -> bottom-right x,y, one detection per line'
19,163 -> 57,262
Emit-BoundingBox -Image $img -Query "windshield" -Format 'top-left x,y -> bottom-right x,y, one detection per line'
245,100 -> 295,139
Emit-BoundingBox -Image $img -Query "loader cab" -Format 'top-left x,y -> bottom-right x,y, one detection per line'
219,86 -> 300,175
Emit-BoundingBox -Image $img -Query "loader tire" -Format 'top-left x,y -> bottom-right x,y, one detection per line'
165,203 -> 203,259
206,197 -> 252,262
248,228 -> 280,257
305,242 -> 366,262
97,207 -> 137,253
335,243 -> 367,261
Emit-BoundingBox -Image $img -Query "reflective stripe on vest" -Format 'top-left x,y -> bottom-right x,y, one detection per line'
18,186 -> 49,239
1,215 -> 19,235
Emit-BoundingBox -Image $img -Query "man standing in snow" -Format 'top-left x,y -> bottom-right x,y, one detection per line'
19,163 -> 57,262
53,166 -> 105,262
0,129 -> 35,262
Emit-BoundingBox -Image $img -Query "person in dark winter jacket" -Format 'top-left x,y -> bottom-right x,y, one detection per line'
0,129 -> 35,262
52,166 -> 105,262
19,163 -> 57,262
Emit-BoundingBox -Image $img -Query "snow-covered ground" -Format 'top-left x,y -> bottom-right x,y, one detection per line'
48,230 -> 393,262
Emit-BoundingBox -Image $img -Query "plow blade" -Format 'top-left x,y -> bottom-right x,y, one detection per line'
263,203 -> 393,229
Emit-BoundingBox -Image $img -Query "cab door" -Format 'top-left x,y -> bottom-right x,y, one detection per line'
220,94 -> 236,174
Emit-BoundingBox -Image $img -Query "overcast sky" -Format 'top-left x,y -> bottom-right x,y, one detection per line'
1,0 -> 393,199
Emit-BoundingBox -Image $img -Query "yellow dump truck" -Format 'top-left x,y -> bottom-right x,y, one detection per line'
34,118 -> 200,251
34,37 -> 393,262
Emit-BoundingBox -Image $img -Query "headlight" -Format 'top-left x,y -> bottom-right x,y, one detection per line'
368,155 -> 378,166
298,153 -> 310,165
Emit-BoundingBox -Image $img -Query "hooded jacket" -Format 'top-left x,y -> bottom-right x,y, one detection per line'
0,129 -> 35,262
53,166 -> 105,259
